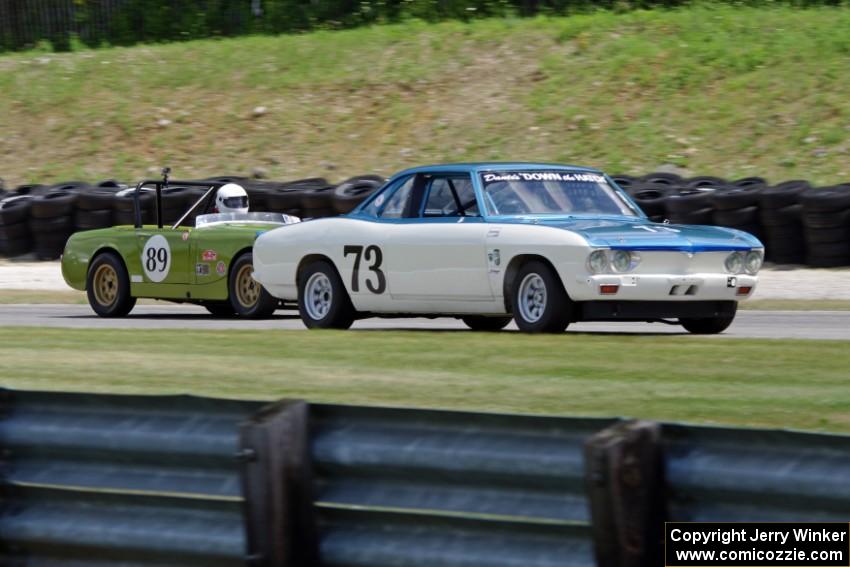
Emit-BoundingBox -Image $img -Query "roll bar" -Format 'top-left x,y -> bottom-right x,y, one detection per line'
132,168 -> 227,229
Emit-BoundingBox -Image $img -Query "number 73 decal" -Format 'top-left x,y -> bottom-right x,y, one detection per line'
344,245 -> 387,294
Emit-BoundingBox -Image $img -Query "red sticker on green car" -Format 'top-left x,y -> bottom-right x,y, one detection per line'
202,249 -> 217,261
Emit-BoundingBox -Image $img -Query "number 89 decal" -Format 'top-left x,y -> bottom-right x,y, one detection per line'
344,245 -> 386,294
141,234 -> 171,283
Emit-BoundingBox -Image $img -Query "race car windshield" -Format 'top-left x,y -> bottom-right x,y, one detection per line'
481,171 -> 638,217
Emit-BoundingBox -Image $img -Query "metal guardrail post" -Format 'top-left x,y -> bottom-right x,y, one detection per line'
584,420 -> 664,567
239,400 -> 318,567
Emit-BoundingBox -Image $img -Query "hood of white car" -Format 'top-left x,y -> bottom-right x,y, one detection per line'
500,216 -> 762,252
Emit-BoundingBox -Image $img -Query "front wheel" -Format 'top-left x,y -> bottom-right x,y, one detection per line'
462,316 -> 512,332
510,261 -> 571,333
86,252 -> 136,317
680,315 -> 736,334
229,253 -> 278,318
298,261 -> 355,329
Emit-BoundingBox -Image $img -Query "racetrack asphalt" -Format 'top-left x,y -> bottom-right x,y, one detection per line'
0,304 -> 848,340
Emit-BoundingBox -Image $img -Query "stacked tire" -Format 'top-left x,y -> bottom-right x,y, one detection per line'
75,181 -> 125,231
710,177 -> 767,240
298,178 -> 338,219
801,184 -> 850,267
30,182 -> 85,260
333,175 -> 385,214
664,177 -> 726,225
113,187 -> 155,226
759,180 -> 809,264
0,196 -> 34,257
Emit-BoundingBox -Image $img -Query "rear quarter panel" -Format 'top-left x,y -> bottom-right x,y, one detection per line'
61,227 -> 138,291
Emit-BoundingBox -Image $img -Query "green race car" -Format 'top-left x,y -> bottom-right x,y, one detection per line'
61,172 -> 299,318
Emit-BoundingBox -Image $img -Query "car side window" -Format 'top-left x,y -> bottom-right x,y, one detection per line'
422,176 -> 479,217
379,176 -> 416,219
359,175 -> 411,217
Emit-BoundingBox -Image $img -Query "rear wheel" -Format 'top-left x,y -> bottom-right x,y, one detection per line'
228,253 -> 278,318
86,252 -> 136,317
461,316 -> 512,332
298,261 -> 355,329
680,314 -> 736,334
510,261 -> 571,333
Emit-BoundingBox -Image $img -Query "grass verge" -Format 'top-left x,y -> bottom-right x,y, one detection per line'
1,5 -> 848,185
1,327 -> 848,433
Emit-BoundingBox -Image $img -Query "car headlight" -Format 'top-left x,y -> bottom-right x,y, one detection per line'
724,251 -> 744,274
611,250 -> 640,273
744,250 -> 763,275
587,250 -> 609,274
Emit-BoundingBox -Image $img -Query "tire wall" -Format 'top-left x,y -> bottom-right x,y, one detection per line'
1,172 -> 849,267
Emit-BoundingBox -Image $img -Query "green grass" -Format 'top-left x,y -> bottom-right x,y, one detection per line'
2,327 -> 849,433
1,5 -> 848,186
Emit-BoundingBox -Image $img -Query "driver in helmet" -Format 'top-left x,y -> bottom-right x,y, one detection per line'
214,183 -> 249,214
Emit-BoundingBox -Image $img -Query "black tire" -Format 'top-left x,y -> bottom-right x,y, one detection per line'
680,307 -> 737,335
333,176 -> 385,214
11,184 -> 49,197
297,260 -> 355,329
800,186 -> 850,212
77,187 -> 121,210
299,185 -> 336,210
808,241 -> 850,257
611,174 -> 637,190
760,204 -> 802,227
0,220 -> 29,239
804,226 -> 850,245
631,185 -> 673,217
711,188 -> 761,211
665,189 -> 715,214
510,260 -> 571,333
228,252 -> 278,318
462,316 -> 512,332
29,215 -> 73,233
95,179 -> 128,189
760,180 -> 810,209
668,207 -> 714,225
31,191 -> 78,218
713,206 -> 759,226
0,197 -> 33,225
639,172 -> 683,186
75,208 -> 113,230
685,176 -> 727,189
113,190 -> 155,212
86,252 -> 136,317
0,236 -> 32,257
802,209 -> 850,230
731,177 -> 767,189
266,188 -> 304,212
204,302 -> 237,317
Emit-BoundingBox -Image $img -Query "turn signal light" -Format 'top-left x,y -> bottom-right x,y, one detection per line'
600,284 -> 619,295
737,286 -> 753,295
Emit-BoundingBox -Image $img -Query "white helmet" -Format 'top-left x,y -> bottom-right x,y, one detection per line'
215,183 -> 249,214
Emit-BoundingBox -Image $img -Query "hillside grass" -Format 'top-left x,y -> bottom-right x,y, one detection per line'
0,5 -> 848,187
1,326 -> 849,433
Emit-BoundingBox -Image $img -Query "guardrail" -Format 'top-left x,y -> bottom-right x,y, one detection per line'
0,389 -> 847,566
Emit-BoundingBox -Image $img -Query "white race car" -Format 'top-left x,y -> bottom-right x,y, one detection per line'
253,163 -> 764,333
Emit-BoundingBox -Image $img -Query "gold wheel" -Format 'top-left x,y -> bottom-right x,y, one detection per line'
234,263 -> 260,308
92,264 -> 119,307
